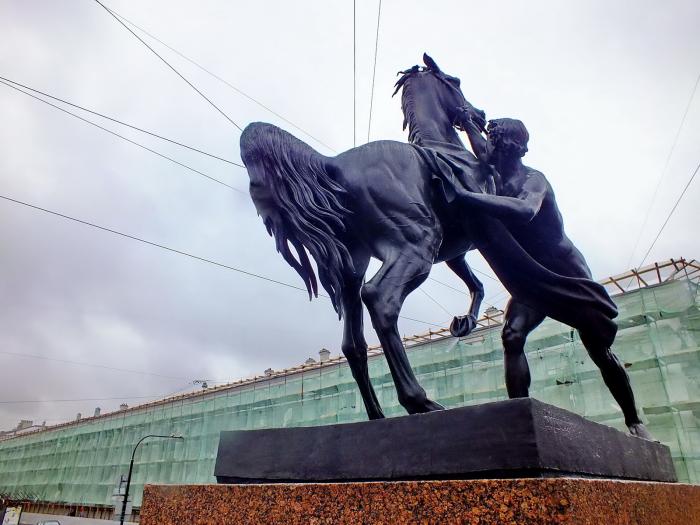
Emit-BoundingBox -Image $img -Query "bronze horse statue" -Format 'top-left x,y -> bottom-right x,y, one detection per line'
240,53 -> 651,439
240,54 -> 490,419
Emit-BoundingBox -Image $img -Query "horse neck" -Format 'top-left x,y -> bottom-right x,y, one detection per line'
403,88 -> 463,147
408,117 -> 463,147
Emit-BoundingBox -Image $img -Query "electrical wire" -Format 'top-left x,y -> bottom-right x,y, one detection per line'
0,386 -> 193,405
93,0 -> 243,131
418,288 -> 452,317
625,71 -> 700,269
353,0 -> 357,147
0,194 -> 308,293
108,6 -> 337,153
367,0 -> 382,143
0,395 -> 164,405
427,276 -> 498,310
0,194 -> 444,328
484,289 -> 510,307
427,276 -> 469,295
0,79 -> 243,193
471,267 -> 499,282
399,314 -> 444,328
0,350 -> 188,381
0,75 -> 243,167
636,160 -> 700,268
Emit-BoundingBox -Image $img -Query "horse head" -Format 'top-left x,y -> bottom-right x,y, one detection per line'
394,53 -> 484,143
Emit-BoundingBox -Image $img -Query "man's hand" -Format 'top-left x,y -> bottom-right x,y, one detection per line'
455,105 -> 486,132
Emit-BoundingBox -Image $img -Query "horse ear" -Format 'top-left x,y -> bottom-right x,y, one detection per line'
423,53 -> 441,72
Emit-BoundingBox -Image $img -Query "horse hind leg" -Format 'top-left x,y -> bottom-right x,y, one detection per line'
362,253 -> 444,415
341,262 -> 385,420
446,255 -> 484,337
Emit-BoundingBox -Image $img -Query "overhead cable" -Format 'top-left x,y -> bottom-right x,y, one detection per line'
0,75 -> 243,167
427,276 -> 498,310
0,386 -> 193,405
418,287 -> 452,317
626,71 -> 700,269
637,160 -> 700,268
367,0 -> 382,142
353,0 -> 357,147
93,0 -> 243,131
0,395 -> 169,405
0,79 -> 243,193
0,350 -> 188,381
0,194 -> 444,328
108,6 -> 337,153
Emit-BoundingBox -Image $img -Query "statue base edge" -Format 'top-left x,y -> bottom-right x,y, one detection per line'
214,398 -> 676,483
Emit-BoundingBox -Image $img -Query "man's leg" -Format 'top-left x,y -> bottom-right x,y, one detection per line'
501,300 -> 546,398
579,331 -> 653,439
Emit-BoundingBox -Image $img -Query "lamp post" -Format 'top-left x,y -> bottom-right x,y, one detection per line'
119,433 -> 183,525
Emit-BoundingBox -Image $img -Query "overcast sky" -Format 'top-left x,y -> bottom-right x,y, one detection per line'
0,0 -> 697,429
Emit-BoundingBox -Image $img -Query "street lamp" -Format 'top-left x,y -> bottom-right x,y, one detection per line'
119,433 -> 184,525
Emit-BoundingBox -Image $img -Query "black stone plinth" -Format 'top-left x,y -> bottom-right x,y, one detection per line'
214,398 -> 676,483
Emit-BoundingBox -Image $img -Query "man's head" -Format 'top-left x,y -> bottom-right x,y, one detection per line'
486,118 -> 529,163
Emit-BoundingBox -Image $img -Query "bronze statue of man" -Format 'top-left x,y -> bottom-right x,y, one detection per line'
452,108 -> 652,439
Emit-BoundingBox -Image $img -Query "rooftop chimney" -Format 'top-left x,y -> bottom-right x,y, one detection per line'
119,403 -> 129,411
94,407 -> 101,417
483,306 -> 503,326
75,413 -> 81,421
305,357 -> 316,365
264,368 -> 274,377
16,420 -> 33,431
319,348 -> 331,362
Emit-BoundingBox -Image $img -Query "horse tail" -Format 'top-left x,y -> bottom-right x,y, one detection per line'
240,122 -> 353,318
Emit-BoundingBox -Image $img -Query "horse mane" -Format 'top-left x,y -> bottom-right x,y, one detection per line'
240,123 -> 353,317
393,66 -> 425,143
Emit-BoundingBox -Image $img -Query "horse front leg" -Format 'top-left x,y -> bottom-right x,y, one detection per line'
361,254 -> 444,414
446,255 -> 484,337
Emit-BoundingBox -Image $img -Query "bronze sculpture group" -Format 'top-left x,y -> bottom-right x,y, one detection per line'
240,54 -> 652,440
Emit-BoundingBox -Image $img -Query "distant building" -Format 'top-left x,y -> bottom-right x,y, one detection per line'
0,420 -> 46,439
0,258 -> 698,521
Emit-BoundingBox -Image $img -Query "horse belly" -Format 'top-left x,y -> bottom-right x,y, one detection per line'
435,226 -> 474,263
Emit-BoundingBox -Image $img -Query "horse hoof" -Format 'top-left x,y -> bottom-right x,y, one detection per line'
628,423 -> 656,442
404,397 -> 445,414
450,315 -> 476,337
424,399 -> 445,412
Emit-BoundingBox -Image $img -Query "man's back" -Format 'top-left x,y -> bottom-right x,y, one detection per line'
503,167 -> 592,280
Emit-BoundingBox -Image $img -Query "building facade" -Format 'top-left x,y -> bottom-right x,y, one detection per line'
0,259 -> 699,519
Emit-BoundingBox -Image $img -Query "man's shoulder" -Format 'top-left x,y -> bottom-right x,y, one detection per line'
522,166 -> 550,191
524,166 -> 546,180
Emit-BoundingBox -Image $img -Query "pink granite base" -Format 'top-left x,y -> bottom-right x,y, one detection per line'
140,478 -> 700,524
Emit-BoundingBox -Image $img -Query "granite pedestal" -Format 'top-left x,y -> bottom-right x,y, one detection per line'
142,400 -> 692,524
140,479 -> 700,525
215,398 -> 675,483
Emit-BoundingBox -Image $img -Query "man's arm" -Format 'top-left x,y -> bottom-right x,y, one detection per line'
454,106 -> 488,162
459,172 -> 547,223
463,119 -> 488,162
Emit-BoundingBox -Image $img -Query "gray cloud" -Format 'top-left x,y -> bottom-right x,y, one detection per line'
0,0 -> 698,428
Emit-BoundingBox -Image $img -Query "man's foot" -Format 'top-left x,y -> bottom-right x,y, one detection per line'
366,406 -> 385,420
628,422 -> 656,441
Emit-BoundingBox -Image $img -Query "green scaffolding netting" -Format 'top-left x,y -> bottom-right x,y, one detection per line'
1,278 -> 699,506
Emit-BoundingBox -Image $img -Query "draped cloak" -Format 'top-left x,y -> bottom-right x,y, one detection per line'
413,139 -> 619,348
